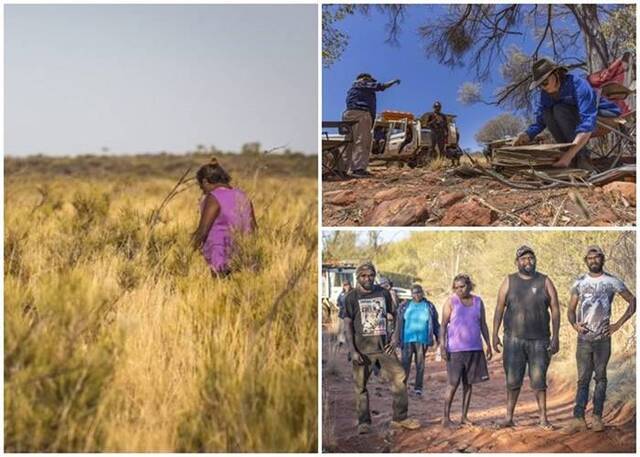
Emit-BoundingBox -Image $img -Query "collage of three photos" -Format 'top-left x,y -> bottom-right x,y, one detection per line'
4,2 -> 637,454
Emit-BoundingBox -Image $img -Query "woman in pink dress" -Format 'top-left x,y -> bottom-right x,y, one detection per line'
191,159 -> 256,277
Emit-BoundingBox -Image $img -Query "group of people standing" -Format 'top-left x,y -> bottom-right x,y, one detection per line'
335,245 -> 635,435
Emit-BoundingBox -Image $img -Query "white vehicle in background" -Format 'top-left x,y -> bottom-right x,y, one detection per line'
370,110 -> 462,168
321,262 -> 413,307
322,262 -> 357,305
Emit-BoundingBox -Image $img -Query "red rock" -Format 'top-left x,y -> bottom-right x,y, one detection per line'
373,188 -> 403,203
324,190 -> 356,206
602,182 -> 636,206
592,207 -> 618,224
437,191 -> 466,208
519,212 -> 536,226
365,196 -> 430,226
440,200 -> 496,226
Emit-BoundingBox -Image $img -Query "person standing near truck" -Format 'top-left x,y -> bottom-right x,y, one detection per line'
340,73 -> 400,178
424,101 -> 448,157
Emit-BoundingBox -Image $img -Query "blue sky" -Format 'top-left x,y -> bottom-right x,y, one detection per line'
322,5 -> 584,151
6,5 -> 317,156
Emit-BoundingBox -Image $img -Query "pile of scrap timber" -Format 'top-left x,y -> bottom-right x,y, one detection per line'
463,142 -> 636,190
481,142 -> 636,188
492,143 -> 590,179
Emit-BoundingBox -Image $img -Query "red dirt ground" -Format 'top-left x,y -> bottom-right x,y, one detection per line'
322,166 -> 635,227
322,333 -> 636,453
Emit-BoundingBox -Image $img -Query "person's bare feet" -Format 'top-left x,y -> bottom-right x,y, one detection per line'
460,417 -> 476,427
441,418 -> 456,428
495,419 -> 515,429
538,420 -> 554,431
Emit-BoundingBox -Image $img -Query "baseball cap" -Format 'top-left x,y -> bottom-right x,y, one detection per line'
411,284 -> 424,294
585,245 -> 604,257
356,262 -> 376,276
515,245 -> 535,259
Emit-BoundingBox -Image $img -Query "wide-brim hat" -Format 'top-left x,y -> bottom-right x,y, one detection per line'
529,58 -> 568,90
356,72 -> 375,81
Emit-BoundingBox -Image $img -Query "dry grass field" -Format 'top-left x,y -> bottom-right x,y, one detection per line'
5,152 -> 317,452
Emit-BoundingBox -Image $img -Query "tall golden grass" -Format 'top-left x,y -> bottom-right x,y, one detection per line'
5,154 -> 317,452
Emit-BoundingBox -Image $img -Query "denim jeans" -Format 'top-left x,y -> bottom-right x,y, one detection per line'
574,337 -> 611,418
401,343 -> 425,390
503,335 -> 550,390
353,352 -> 408,425
542,104 -> 592,168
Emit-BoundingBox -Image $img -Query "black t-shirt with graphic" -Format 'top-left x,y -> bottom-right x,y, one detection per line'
345,285 -> 393,354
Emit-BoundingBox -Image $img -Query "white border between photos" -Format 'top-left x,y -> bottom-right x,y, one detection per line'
318,1 -> 640,454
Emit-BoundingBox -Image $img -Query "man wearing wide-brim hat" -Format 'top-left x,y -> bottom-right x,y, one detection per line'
512,58 -> 621,170
340,73 -> 400,179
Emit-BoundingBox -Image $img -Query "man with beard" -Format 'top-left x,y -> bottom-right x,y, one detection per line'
343,262 -> 420,434
565,246 -> 635,433
492,246 -> 560,430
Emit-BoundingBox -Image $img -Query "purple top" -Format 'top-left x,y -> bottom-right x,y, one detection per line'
200,187 -> 253,273
447,294 -> 483,352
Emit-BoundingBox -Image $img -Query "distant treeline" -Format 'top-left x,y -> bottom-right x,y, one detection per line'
5,151 -> 316,179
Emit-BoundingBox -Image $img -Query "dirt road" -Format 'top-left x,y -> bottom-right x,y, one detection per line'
322,336 -> 635,453
322,166 -> 635,227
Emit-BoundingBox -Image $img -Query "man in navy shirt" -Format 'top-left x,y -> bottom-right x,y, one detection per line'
340,73 -> 400,178
513,58 -> 621,170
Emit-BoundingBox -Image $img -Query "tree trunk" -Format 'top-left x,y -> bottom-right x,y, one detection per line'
566,4 -> 610,72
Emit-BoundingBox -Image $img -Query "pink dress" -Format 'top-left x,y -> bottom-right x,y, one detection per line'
200,187 -> 253,273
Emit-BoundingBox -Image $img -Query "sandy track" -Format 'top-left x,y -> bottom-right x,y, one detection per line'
323,338 -> 635,453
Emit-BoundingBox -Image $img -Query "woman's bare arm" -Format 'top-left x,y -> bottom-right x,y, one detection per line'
191,194 -> 220,250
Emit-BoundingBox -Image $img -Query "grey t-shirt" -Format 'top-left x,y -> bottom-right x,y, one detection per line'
571,272 -> 627,341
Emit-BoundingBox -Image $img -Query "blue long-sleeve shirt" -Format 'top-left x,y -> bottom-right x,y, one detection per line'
345,80 -> 387,121
525,73 -> 621,139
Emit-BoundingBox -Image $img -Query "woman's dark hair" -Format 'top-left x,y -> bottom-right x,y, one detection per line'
196,158 -> 231,185
555,68 -> 568,83
452,273 -> 474,291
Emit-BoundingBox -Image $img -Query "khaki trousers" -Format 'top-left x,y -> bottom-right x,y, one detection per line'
340,109 -> 373,172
